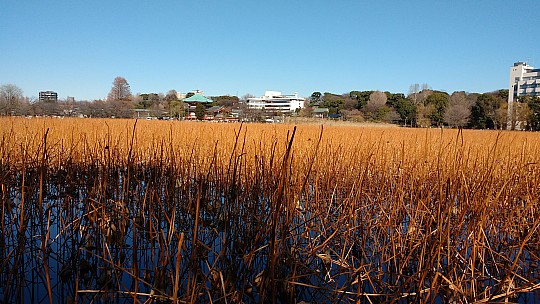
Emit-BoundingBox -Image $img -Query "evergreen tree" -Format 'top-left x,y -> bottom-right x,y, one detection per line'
195,103 -> 205,120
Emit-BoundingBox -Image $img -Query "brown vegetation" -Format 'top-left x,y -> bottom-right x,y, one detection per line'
0,117 -> 539,303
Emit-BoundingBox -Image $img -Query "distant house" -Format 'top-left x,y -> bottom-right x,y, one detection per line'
312,108 -> 329,118
231,108 -> 243,119
205,106 -> 232,121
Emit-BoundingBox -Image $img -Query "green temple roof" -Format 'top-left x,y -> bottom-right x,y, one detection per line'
183,93 -> 213,103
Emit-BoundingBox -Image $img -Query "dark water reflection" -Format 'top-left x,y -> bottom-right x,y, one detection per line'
0,166 -> 539,303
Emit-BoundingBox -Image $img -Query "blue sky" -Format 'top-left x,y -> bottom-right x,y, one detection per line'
1,0 -> 538,101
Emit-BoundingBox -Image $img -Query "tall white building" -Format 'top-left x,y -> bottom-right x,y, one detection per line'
508,62 -> 540,129
247,91 -> 305,115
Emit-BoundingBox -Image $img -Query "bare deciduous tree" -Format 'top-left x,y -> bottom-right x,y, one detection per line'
444,91 -> 472,127
366,91 -> 387,110
408,83 -> 432,106
165,89 -> 178,101
408,84 -> 420,105
241,93 -> 255,103
362,91 -> 388,121
106,77 -> 133,117
109,100 -> 134,118
342,109 -> 364,122
512,102 -> 530,130
417,89 -> 432,105
495,102 -> 509,130
416,104 -> 433,127
0,84 -> 23,115
107,77 -> 132,102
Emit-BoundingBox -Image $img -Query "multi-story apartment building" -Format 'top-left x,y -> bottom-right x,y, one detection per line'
508,62 -> 540,129
39,91 -> 58,102
247,91 -> 305,115
509,62 -> 540,99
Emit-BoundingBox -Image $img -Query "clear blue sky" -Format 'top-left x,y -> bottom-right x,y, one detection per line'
1,0 -> 538,101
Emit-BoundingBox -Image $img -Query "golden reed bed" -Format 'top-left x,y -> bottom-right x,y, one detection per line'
0,117 -> 539,303
3,117 -> 539,174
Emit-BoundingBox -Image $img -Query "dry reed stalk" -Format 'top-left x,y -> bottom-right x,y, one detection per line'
0,117 -> 540,303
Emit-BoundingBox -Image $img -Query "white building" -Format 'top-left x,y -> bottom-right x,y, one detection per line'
247,91 -> 305,115
508,62 -> 540,129
176,89 -> 205,100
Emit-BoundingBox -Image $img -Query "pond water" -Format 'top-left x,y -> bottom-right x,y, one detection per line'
0,166 -> 539,303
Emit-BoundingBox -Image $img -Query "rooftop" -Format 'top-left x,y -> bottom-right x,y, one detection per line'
183,93 -> 213,103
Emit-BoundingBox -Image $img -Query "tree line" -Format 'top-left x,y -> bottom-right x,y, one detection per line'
305,84 -> 540,130
1,78 -> 540,130
0,77 -> 240,120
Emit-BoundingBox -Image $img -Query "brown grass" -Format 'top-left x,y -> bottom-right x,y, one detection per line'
0,116 -> 539,303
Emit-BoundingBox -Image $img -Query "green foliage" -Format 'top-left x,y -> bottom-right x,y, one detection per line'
393,98 -> 416,125
310,92 -> 322,105
469,94 -> 496,129
138,93 -> 160,109
384,92 -> 406,106
524,95 -> 540,131
319,92 -> 345,113
375,106 -> 391,121
384,92 -> 414,125
425,91 -> 449,126
185,92 -> 195,99
213,95 -> 239,107
194,103 -> 205,120
349,90 -> 373,109
496,89 -> 509,101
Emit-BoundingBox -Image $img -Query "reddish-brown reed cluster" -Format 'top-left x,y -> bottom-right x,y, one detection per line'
0,117 -> 539,303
